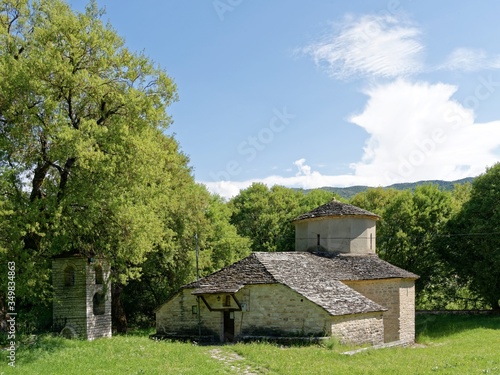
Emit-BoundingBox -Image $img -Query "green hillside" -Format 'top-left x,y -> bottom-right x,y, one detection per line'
297,177 -> 475,200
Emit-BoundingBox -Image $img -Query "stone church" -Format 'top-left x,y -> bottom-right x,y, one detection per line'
155,200 -> 419,345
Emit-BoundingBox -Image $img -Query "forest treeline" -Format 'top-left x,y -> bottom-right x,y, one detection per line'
0,0 -> 498,335
297,177 -> 475,200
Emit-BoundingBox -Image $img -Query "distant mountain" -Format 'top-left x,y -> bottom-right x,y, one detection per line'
297,177 -> 475,200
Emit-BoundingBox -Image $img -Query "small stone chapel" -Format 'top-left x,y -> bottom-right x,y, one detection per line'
155,200 -> 419,345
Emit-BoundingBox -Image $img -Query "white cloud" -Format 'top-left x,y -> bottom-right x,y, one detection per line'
203,160 -> 376,199
204,15 -> 500,200
203,180 -> 244,200
204,80 -> 500,199
303,14 -> 424,79
349,79 -> 500,184
438,48 -> 500,72
294,158 -> 311,176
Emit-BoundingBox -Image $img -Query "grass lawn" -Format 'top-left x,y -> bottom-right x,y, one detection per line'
231,314 -> 500,374
1,314 -> 499,374
0,330 -> 226,375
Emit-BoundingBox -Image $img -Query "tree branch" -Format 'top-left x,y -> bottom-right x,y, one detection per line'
96,104 -> 124,126
57,157 -> 76,203
66,89 -> 80,129
29,161 -> 51,202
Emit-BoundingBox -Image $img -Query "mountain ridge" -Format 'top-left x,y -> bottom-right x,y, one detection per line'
296,177 -> 475,200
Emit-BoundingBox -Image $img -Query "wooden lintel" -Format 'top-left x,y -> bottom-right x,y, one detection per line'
197,294 -> 242,312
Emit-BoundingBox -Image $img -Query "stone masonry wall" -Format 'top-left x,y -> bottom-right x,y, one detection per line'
344,279 -> 400,342
295,217 -> 376,255
156,283 -> 387,345
398,279 -> 416,343
343,278 -> 415,343
85,261 -> 112,340
331,312 -> 384,345
53,257 -> 111,340
155,289 -> 219,337
156,284 -> 332,340
235,284 -> 331,337
53,257 -> 88,338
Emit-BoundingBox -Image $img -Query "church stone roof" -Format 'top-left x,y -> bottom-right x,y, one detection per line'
309,251 -> 419,281
293,200 -> 380,221
185,252 -> 418,316
186,254 -> 277,294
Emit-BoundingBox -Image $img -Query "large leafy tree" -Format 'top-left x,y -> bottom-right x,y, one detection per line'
379,185 -> 453,280
230,183 -> 290,252
0,0 -> 215,330
350,187 -> 400,216
439,163 -> 500,310
229,183 -> 335,252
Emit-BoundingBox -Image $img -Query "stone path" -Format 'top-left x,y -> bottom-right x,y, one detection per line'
208,348 -> 264,374
341,340 -> 410,355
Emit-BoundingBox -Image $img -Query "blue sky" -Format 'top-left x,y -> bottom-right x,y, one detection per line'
68,0 -> 500,198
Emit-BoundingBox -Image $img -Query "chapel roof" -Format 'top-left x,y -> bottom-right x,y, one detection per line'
186,254 -> 278,294
186,252 -> 418,316
293,200 -> 380,221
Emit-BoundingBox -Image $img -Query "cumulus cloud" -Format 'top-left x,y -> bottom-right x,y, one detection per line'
204,80 -> 500,199
349,79 -> 500,184
203,159 -> 377,199
438,48 -> 500,72
302,14 -> 424,79
203,14 -> 500,200
294,158 -> 311,176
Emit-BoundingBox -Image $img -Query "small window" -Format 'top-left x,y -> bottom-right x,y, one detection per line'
223,295 -> 231,307
95,265 -> 104,285
64,266 -> 75,286
93,292 -> 105,315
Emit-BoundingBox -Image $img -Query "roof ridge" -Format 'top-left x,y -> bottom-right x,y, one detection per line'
293,200 -> 380,222
184,252 -> 279,292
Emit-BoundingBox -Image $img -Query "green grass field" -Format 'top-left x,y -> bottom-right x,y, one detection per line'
1,314 -> 499,374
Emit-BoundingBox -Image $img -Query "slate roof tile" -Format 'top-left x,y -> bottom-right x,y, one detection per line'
293,200 -> 380,221
186,253 -> 277,294
254,252 -> 384,315
185,252 -> 418,316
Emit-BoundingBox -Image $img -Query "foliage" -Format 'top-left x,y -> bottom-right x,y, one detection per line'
437,162 -> 500,310
0,0 -> 172,301
351,184 -> 475,309
301,177 -> 475,200
202,193 -> 252,271
229,183 -> 335,252
350,186 -> 400,216
121,189 -> 251,327
378,185 -> 452,287
0,0 -> 249,331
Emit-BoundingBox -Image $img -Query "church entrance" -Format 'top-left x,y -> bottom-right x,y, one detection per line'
223,311 -> 234,342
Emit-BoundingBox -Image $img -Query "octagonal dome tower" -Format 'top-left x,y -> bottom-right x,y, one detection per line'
293,200 -> 380,255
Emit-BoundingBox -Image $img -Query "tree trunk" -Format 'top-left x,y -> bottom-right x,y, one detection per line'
112,283 -> 128,333
29,161 -> 50,202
